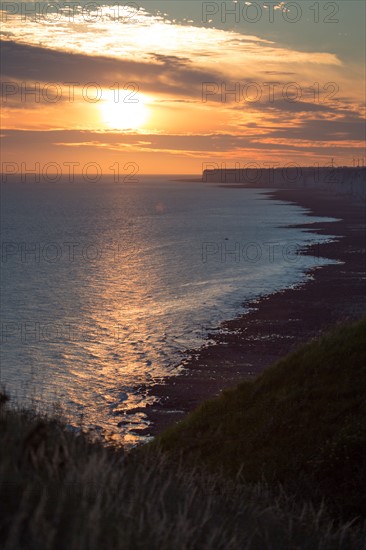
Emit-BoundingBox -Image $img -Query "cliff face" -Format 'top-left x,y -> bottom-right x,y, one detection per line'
202,167 -> 366,201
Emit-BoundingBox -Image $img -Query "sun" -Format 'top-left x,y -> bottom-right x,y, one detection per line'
100,89 -> 149,130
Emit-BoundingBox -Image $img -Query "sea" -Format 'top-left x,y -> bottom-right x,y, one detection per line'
0,176 -> 339,445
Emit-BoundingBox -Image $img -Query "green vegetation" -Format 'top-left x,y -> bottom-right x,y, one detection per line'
1,318 -> 365,549
154,318 -> 366,522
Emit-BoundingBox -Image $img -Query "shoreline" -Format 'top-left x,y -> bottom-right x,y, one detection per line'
131,187 -> 366,438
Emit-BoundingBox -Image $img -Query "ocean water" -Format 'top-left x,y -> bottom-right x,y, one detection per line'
0,176 -> 338,444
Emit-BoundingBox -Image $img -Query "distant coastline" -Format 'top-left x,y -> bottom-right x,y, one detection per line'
173,167 -> 366,201
141,185 -> 366,436
201,166 -> 366,201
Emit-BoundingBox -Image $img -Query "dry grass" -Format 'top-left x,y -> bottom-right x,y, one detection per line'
1,393 -> 365,549
154,318 -> 366,523
1,318 -> 366,548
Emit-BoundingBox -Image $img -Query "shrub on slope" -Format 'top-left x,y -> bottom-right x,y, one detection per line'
154,318 -> 366,521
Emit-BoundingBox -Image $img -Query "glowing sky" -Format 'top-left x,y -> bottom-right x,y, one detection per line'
1,0 -> 365,174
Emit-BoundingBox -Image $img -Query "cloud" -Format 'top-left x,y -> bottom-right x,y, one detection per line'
0,40 -> 225,98
2,126 -> 364,155
1,3 -> 364,166
265,116 -> 366,142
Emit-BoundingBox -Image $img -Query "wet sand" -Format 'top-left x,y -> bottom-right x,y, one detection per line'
130,188 -> 366,437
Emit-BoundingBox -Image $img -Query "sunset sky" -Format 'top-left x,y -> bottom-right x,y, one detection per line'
1,0 -> 365,175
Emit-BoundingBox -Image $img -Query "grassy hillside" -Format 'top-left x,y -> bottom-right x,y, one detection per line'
154,318 -> 366,521
1,318 -> 365,548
